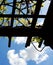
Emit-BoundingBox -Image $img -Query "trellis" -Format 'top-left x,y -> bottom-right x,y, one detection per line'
0,0 -> 53,50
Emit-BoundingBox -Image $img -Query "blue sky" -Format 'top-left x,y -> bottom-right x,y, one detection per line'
0,0 -> 53,65
0,37 -> 53,65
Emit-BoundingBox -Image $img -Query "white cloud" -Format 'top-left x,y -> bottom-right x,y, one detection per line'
19,43 -> 49,64
19,49 -> 29,60
15,37 -> 27,44
8,37 -> 50,64
7,50 -> 27,65
7,42 -> 50,65
36,54 -> 48,64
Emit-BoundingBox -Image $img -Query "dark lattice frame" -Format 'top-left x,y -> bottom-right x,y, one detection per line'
0,0 -> 53,50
